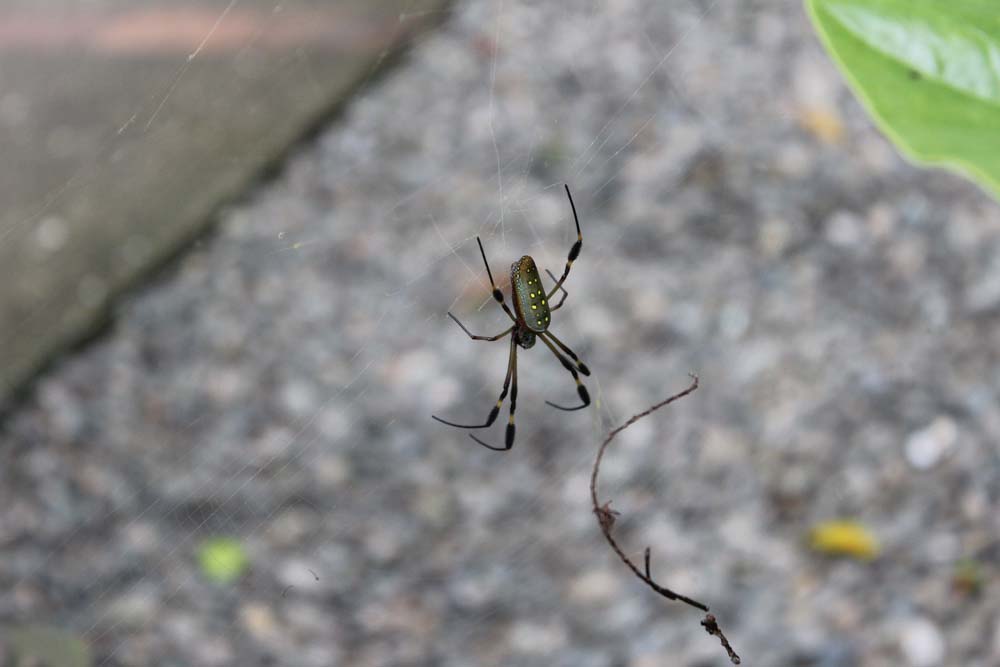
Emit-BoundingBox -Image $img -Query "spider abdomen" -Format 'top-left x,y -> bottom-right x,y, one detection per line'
511,256 -> 550,333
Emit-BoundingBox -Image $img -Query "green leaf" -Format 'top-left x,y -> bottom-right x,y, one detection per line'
197,536 -> 249,584
807,0 -> 1000,199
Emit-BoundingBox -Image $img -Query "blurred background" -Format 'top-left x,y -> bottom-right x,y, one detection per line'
1,1 -> 998,665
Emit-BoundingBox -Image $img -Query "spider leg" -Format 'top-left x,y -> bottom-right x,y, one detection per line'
546,185 -> 582,300
432,336 -> 515,430
446,314 -> 514,342
470,339 -> 518,451
477,237 -> 518,323
542,330 -> 590,376
544,269 -> 569,312
539,334 -> 591,412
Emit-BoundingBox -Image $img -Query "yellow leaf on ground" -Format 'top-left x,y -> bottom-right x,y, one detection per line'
799,107 -> 844,144
809,519 -> 879,559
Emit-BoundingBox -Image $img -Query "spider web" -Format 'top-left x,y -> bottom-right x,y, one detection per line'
3,0 -> 992,665
9,2 -> 742,664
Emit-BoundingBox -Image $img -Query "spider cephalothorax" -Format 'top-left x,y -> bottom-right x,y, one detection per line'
432,185 -> 591,451
514,328 -> 536,349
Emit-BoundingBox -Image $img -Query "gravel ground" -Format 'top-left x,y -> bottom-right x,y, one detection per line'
2,1 -> 1000,665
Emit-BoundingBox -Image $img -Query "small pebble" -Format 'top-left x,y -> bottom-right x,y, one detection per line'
899,617 -> 945,667
825,211 -> 863,248
568,569 -> 621,604
508,619 -> 568,655
240,603 -> 282,644
904,417 -> 957,470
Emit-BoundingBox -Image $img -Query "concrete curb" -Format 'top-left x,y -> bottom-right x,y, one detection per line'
0,0 -> 451,408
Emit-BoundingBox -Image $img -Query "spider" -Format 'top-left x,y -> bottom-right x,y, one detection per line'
432,184 -> 591,451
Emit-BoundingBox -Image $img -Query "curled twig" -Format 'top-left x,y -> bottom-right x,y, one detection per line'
590,374 -> 740,664
702,614 -> 740,664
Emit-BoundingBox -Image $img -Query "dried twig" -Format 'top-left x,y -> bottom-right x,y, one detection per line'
590,374 -> 740,664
